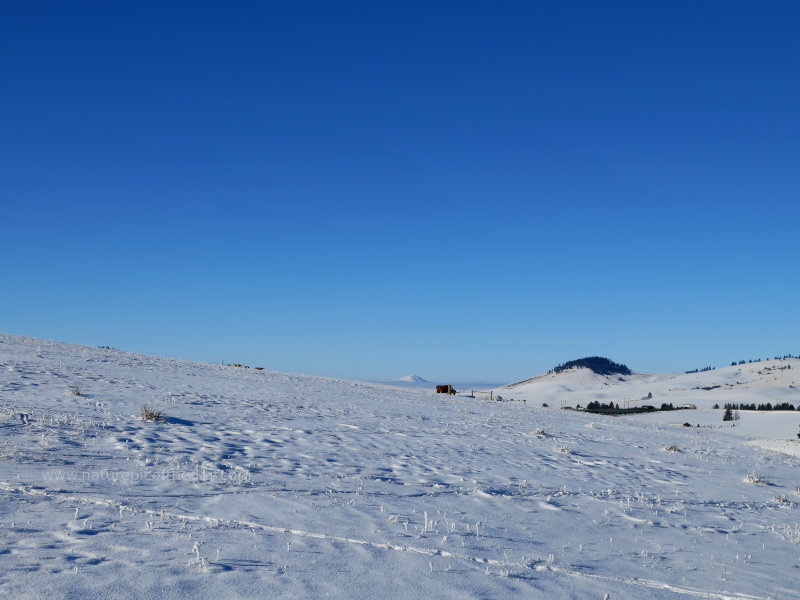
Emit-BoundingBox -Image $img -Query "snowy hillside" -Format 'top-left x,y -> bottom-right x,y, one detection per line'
498,362 -> 800,446
2,334 -> 800,599
501,360 -> 800,409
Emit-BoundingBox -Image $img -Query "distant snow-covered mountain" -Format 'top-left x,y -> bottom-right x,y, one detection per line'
393,374 -> 429,383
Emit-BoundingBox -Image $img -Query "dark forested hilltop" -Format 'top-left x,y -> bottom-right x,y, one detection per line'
551,356 -> 632,376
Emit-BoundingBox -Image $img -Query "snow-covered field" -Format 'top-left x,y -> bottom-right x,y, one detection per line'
2,333 -> 799,599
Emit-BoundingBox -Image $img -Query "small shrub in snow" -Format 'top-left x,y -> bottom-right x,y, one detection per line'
533,428 -> 548,437
558,446 -> 571,454
70,383 -> 83,397
745,473 -> 768,485
665,444 -> 680,452
140,407 -> 163,422
722,408 -> 741,422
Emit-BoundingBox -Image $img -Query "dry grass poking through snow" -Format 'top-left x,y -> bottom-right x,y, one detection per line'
140,406 -> 164,422
745,473 -> 769,485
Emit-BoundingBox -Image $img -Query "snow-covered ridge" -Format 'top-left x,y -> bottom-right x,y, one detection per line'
497,361 -> 800,440
499,361 -> 800,407
1,333 -> 799,599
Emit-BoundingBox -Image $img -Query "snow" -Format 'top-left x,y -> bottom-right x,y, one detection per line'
393,375 -> 429,383
2,333 -> 800,599
377,376 -> 504,391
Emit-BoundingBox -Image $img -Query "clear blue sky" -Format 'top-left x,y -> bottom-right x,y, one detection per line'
2,1 -> 798,382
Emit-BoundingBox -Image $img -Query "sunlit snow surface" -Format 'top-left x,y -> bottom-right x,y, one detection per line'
1,334 -> 799,599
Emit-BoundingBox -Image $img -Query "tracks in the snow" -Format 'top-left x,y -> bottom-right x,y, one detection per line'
2,480 -> 773,600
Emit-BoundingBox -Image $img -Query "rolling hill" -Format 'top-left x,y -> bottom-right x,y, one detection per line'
1,333 -> 799,599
